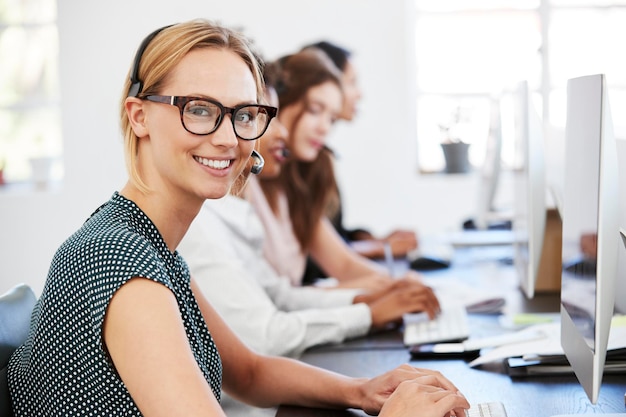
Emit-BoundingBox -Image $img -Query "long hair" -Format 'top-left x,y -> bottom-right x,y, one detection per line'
120,19 -> 264,194
259,48 -> 343,251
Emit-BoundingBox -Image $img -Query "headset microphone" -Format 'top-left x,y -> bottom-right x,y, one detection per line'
250,150 -> 265,175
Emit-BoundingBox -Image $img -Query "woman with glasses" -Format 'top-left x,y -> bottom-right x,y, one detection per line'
7,20 -> 469,417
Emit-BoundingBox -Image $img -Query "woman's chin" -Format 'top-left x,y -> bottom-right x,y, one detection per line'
200,185 -> 232,201
300,150 -> 320,162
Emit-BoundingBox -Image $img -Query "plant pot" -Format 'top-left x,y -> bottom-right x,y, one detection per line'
29,156 -> 54,187
440,142 -> 470,174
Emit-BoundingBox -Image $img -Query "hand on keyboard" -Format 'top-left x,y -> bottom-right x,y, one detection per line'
364,278 -> 441,330
377,376 -> 470,417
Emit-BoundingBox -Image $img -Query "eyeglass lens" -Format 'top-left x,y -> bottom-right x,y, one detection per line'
183,99 -> 270,139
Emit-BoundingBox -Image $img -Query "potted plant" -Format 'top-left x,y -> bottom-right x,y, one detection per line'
28,135 -> 55,188
439,106 -> 470,174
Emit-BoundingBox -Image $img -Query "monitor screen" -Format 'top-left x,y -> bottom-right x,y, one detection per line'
512,81 -> 546,299
560,73 -> 619,405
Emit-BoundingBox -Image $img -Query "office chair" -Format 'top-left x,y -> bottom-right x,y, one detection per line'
0,284 -> 36,417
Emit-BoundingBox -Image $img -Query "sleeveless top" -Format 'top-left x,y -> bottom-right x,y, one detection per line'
245,177 -> 306,286
8,192 -> 222,416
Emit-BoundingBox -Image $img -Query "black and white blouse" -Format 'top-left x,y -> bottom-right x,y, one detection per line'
9,192 -> 222,416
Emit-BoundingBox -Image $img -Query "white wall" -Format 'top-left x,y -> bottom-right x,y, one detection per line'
0,0 -> 491,295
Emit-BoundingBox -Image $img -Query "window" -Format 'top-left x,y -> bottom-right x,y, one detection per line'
0,0 -> 61,185
414,0 -> 626,173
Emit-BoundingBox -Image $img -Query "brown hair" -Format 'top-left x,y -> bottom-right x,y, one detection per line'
259,49 -> 343,251
120,19 -> 264,194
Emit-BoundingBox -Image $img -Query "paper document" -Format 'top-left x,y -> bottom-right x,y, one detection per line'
445,230 -> 520,247
469,315 -> 626,367
422,276 -> 506,314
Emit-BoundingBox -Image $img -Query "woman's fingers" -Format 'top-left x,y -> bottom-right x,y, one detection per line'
378,378 -> 470,417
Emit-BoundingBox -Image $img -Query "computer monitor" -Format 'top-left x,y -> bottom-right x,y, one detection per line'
512,80 -> 546,299
557,73 -> 621,412
473,97 -> 504,230
614,137 -> 626,316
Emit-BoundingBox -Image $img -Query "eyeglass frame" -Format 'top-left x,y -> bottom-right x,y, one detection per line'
141,95 -> 278,141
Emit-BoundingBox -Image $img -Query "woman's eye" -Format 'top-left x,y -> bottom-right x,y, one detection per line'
235,110 -> 254,124
306,104 -> 322,115
187,106 -> 210,117
186,102 -> 218,119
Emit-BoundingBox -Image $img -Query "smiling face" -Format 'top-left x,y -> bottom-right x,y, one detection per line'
258,87 -> 289,178
136,48 -> 257,203
279,81 -> 342,162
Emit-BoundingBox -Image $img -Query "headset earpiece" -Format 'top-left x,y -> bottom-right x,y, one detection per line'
250,150 -> 265,175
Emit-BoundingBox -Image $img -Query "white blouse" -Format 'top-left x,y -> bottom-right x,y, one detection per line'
178,192 -> 371,358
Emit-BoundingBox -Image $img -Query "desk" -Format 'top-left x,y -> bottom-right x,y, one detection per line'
276,248 -> 626,417
277,347 -> 626,417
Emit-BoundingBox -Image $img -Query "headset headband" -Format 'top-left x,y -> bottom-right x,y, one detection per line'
127,24 -> 174,98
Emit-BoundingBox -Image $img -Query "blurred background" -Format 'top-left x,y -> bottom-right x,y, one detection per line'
1,0 -> 625,294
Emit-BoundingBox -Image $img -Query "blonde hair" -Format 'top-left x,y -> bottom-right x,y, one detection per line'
119,19 -> 264,194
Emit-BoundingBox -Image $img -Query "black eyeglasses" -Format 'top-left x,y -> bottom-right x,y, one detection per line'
142,95 -> 277,141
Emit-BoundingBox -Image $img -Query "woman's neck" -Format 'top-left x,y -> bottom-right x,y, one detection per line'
119,182 -> 202,253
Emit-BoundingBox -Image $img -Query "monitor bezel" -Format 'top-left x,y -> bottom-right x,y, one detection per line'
512,80 -> 546,299
560,73 -> 619,405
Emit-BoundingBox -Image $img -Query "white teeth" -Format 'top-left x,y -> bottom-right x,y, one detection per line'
194,156 -> 231,169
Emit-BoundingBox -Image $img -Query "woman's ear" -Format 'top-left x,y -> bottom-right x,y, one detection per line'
125,97 -> 149,137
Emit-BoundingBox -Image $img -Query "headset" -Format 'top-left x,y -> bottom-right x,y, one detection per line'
250,150 -> 265,175
127,24 -> 265,175
127,24 -> 173,98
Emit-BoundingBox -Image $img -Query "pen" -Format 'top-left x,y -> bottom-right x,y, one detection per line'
383,242 -> 395,278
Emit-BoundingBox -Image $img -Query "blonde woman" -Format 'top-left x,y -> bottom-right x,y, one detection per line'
8,20 -> 468,417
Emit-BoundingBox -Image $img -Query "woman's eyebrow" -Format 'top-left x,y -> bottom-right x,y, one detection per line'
186,94 -> 259,106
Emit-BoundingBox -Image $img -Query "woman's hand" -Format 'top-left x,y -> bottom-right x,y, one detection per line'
378,378 -> 469,417
349,230 -> 419,259
361,278 -> 440,328
385,230 -> 419,257
357,365 -> 469,416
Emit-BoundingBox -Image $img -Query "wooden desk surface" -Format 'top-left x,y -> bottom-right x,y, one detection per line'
276,248 -> 626,417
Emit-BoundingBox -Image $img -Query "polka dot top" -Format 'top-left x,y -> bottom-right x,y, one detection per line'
8,192 -> 222,416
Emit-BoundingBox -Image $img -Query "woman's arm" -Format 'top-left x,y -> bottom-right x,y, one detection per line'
105,277 -> 466,416
194,276 -> 466,414
188,254 -> 371,356
309,217 -> 391,286
104,277 -> 226,417
349,230 -> 419,260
